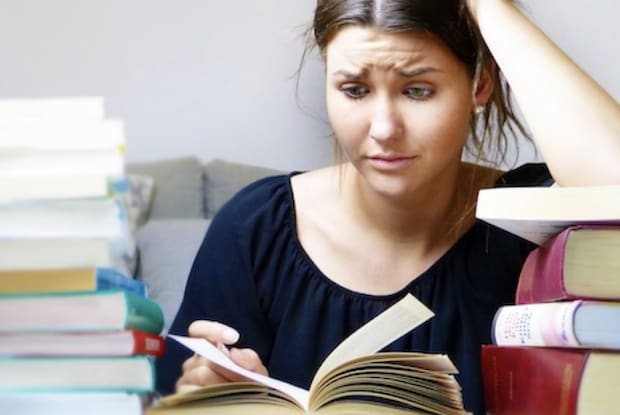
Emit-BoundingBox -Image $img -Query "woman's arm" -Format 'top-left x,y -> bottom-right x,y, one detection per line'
469,0 -> 620,186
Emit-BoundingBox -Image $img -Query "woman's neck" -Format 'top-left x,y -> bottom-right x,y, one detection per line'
340,162 -> 495,251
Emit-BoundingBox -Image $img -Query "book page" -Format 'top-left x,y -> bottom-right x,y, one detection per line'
168,294 -> 433,412
168,335 -> 311,410
310,294 -> 434,390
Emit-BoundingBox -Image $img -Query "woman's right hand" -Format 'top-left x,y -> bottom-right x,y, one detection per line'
175,320 -> 269,394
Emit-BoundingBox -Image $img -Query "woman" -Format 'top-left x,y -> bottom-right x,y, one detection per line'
156,0 -> 620,413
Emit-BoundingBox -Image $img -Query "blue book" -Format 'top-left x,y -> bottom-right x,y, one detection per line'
0,267 -> 146,297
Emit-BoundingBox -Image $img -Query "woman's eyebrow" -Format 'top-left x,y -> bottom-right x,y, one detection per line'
397,67 -> 442,77
331,66 -> 442,79
331,69 -> 367,79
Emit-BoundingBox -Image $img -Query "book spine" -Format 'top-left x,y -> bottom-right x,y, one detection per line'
130,330 -> 165,357
122,292 -> 164,335
492,301 -> 581,347
96,268 -> 146,297
482,346 -> 587,415
516,227 -> 571,304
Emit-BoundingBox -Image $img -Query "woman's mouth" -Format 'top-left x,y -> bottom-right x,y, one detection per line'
366,155 -> 416,171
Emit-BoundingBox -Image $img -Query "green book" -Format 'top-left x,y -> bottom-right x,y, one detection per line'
0,290 -> 163,334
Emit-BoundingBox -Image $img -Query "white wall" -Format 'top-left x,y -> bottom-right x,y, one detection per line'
1,0 -> 618,170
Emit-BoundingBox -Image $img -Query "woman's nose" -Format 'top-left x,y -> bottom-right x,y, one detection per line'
368,100 -> 403,142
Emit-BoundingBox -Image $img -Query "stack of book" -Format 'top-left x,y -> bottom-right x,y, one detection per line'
0,97 -> 165,414
476,185 -> 620,414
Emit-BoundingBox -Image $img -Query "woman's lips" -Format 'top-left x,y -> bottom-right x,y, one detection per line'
367,155 -> 416,171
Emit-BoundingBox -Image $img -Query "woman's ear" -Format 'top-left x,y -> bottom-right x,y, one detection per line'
473,61 -> 495,107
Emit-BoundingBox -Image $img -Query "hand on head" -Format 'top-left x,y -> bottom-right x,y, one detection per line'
175,320 -> 268,393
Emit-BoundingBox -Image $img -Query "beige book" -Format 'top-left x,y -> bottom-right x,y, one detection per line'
475,185 -> 620,245
146,294 -> 469,415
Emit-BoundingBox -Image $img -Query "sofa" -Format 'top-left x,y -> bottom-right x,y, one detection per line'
125,157 -> 283,333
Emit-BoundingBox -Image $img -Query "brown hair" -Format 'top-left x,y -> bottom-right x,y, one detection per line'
300,0 -> 532,168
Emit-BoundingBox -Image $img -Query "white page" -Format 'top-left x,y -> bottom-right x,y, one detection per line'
169,335 -> 311,410
169,293 -> 434,412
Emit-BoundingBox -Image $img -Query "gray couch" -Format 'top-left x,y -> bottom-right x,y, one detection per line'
126,157 -> 283,332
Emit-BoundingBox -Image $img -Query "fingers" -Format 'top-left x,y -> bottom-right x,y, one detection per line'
175,321 -> 268,393
188,320 -> 240,345
175,349 -> 268,393
229,348 -> 268,376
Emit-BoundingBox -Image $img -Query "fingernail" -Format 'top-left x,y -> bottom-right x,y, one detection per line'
223,328 -> 239,343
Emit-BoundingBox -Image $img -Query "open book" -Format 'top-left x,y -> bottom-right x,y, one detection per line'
146,294 -> 468,415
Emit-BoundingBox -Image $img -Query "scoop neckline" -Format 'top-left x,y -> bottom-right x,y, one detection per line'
283,172 -> 480,302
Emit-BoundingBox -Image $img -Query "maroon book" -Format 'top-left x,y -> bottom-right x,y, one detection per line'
516,225 -> 620,304
481,345 -> 620,414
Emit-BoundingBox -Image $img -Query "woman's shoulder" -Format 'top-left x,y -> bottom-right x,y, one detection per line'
208,173 -> 295,234
495,162 -> 553,187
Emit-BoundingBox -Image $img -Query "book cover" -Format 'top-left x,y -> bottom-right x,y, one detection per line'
0,174 -> 110,202
0,238 -> 114,270
0,119 -> 125,151
516,225 -> 620,303
0,355 -> 155,393
0,330 -> 165,357
491,300 -> 620,349
0,196 -> 135,257
475,185 -> 620,245
482,346 -> 620,415
0,147 -> 124,177
0,267 -> 146,297
0,392 -> 144,415
147,294 -> 469,415
0,290 -> 164,334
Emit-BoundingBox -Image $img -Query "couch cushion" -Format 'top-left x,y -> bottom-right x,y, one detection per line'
203,158 -> 283,218
135,218 -> 210,333
126,156 -> 204,220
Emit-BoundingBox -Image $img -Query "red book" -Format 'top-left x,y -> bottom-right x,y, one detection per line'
481,345 -> 620,414
0,329 -> 165,357
516,225 -> 620,304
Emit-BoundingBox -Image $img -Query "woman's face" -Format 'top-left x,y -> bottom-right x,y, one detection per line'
325,26 -> 485,200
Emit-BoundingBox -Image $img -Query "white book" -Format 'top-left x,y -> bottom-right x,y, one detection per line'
0,119 -> 125,151
0,393 -> 143,415
0,147 -> 124,177
0,175 -> 109,201
0,238 -> 114,270
0,197 -> 134,256
476,185 -> 620,245
0,97 -> 105,121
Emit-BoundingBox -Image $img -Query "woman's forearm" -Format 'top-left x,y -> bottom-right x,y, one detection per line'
471,0 -> 620,185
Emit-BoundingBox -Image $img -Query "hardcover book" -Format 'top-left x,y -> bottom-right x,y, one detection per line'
0,392 -> 144,415
516,225 -> 620,303
482,346 -> 620,414
491,300 -> 620,349
0,267 -> 146,297
0,330 -> 164,357
0,238 -> 114,270
0,355 -> 154,393
147,294 -> 470,415
475,185 -> 620,244
0,290 -> 164,334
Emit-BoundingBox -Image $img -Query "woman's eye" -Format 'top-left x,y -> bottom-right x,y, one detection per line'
405,87 -> 433,100
340,85 -> 369,99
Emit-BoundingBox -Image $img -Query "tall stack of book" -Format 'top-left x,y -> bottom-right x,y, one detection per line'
0,97 -> 165,414
476,185 -> 620,414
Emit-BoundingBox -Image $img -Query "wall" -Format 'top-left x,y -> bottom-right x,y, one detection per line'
0,0 -> 618,170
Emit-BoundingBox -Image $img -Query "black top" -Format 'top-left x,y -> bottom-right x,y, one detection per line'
156,163 -> 551,415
